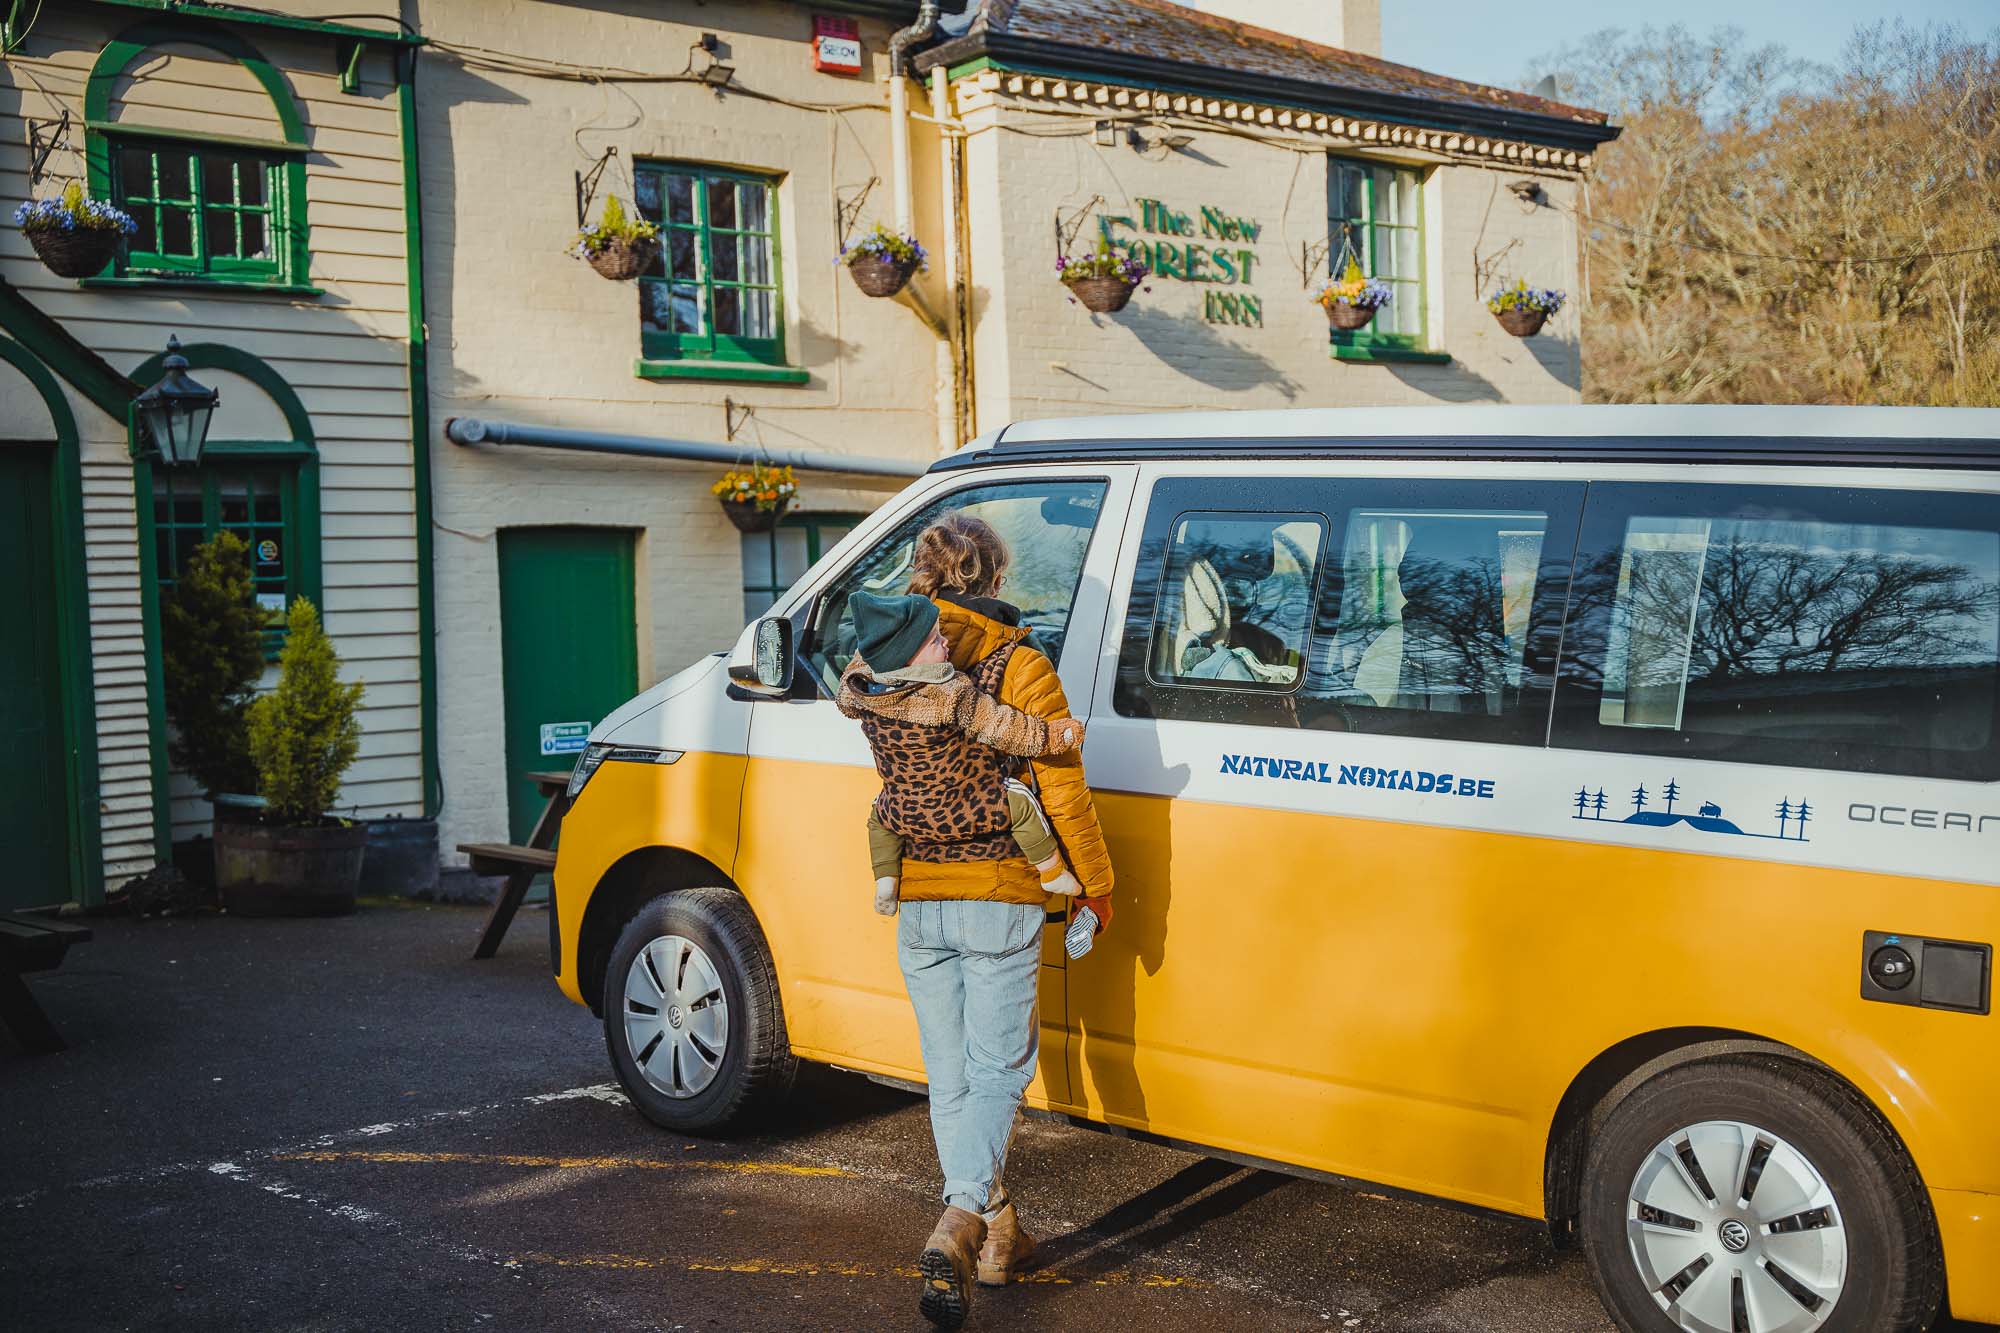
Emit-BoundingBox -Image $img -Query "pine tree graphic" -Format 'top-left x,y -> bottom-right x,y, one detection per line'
1592,788 -> 1609,819
1573,786 -> 1592,819
1794,799 -> 1812,840
1663,778 -> 1681,814
1776,798 -> 1793,839
1633,783 -> 1649,814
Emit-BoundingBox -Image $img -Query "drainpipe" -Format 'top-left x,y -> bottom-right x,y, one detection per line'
932,66 -> 971,448
886,0 -> 940,235
444,417 -> 925,479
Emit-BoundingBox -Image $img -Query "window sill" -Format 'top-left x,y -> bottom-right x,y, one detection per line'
79,275 -> 325,298
1330,343 -> 1452,365
634,358 -> 811,386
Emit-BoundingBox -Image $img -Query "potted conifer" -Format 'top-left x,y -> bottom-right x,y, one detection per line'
214,598 -> 368,916
161,532 -> 265,811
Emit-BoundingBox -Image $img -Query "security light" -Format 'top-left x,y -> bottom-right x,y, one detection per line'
1161,132 -> 1196,151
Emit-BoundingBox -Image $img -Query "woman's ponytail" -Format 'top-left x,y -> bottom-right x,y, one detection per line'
909,513 -> 1010,599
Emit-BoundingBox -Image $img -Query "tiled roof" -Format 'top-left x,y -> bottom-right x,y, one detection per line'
916,0 -> 1616,148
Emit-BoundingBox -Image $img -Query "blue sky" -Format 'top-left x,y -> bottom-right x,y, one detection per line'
1382,0 -> 1999,91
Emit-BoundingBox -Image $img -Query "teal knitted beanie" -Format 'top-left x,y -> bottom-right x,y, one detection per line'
851,591 -> 940,673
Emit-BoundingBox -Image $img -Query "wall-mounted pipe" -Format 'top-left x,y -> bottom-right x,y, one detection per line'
886,0 -> 940,234
444,416 -> 925,479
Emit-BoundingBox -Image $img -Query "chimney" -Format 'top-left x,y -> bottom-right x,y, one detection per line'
1169,1 -> 1382,58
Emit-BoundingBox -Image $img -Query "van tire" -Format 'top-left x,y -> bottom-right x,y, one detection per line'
601,888 -> 797,1133
1578,1055 -> 1941,1333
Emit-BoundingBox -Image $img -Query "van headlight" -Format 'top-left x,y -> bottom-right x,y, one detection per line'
566,743 -> 683,800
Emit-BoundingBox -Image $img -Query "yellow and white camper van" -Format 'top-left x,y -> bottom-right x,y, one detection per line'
551,406 -> 1999,1332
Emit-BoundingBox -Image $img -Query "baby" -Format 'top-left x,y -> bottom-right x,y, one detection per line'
835,590 -> 1085,915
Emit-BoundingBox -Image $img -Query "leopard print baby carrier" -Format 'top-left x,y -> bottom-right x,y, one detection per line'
861,640 -> 1025,864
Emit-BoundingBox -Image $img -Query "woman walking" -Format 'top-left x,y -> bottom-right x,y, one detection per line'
884,513 -> 1115,1327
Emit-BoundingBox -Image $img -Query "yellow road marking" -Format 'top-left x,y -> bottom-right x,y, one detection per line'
273,1150 -> 849,1178
513,1252 -> 1207,1288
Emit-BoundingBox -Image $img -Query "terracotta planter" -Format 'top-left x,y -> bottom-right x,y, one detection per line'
847,253 -> 917,298
214,819 -> 367,917
584,235 -> 661,281
1494,306 -> 1551,337
1065,275 -> 1137,314
25,227 -> 121,279
721,497 -> 789,534
1324,302 -> 1378,331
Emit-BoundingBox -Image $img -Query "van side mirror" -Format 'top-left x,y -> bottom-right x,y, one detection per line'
753,617 -> 793,690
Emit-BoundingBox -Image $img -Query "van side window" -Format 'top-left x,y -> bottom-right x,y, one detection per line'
803,480 -> 1108,696
1309,506 -> 1557,730
1147,513 -> 1324,690
1115,478 -> 1582,740
1553,482 -> 2000,780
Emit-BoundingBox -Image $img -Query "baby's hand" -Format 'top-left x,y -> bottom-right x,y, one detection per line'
1051,717 -> 1086,751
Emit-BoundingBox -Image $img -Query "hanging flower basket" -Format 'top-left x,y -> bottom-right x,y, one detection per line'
1487,280 -> 1565,338
573,194 -> 662,282
1324,303 -> 1377,331
1312,262 -> 1394,333
15,184 -> 136,279
840,224 -> 927,298
1057,238 -> 1150,315
713,462 -> 799,533
585,235 -> 661,281
721,497 -> 790,533
1067,275 -> 1139,314
1494,307 -> 1550,337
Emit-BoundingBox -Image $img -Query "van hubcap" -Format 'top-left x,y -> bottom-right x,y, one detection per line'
1626,1119 -> 1845,1333
622,934 -> 728,1099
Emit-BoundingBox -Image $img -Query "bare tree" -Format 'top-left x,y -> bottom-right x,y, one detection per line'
1530,23 -> 2000,405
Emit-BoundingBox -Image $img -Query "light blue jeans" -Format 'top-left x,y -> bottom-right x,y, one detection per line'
897,898 -> 1044,1214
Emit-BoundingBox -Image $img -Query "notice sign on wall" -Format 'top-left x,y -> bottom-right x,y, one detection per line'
540,721 -> 591,756
1101,198 -> 1265,327
812,15 -> 862,75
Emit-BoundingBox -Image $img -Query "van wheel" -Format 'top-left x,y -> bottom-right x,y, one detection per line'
1579,1056 -> 1940,1333
602,888 -> 797,1133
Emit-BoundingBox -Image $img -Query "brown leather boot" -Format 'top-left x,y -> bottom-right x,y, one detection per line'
976,1198 -> 1036,1286
917,1205 -> 987,1328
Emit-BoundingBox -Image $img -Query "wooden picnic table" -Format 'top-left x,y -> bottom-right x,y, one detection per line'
458,769 -> 571,960
1,912 -> 92,1053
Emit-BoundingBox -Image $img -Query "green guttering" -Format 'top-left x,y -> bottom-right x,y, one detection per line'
915,43 -> 1621,155
397,46 -> 442,818
84,0 -> 423,46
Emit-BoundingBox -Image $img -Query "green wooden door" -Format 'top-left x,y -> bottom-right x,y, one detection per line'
0,446 -> 73,909
497,528 -> 639,844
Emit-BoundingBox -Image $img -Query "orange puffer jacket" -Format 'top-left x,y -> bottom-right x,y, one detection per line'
897,598 -> 1117,913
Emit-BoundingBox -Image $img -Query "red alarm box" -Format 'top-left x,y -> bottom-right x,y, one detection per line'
813,15 -> 862,75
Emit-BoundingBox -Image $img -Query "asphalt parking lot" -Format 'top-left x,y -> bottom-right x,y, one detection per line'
3,902 -> 1988,1332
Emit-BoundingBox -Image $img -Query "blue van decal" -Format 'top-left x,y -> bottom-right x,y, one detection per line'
1217,754 -> 1495,798
1567,776 -> 1811,842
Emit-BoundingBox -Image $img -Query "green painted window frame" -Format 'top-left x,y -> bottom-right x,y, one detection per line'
81,19 -> 312,289
634,161 -> 788,368
742,512 -> 864,622
150,442 -> 321,657
1327,156 -> 1431,356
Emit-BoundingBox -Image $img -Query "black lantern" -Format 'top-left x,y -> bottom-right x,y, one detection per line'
135,335 -> 219,467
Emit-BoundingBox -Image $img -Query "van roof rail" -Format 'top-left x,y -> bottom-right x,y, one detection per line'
931,406 -> 2000,473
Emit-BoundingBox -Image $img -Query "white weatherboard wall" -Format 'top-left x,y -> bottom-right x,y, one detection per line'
0,3 -> 421,871
956,80 -> 1582,427
415,0 -> 937,861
